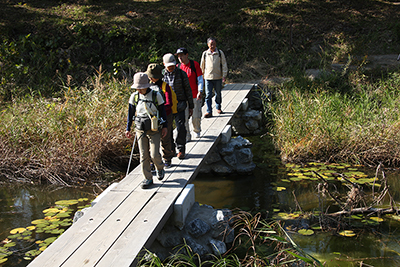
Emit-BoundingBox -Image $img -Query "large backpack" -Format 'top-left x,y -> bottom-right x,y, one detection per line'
133,89 -> 159,109
152,82 -> 178,114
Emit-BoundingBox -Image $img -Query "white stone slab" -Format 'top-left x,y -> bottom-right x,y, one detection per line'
220,125 -> 231,144
241,98 -> 249,111
173,184 -> 195,230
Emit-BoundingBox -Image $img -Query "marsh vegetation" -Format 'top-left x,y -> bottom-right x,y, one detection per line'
1,0 -> 400,265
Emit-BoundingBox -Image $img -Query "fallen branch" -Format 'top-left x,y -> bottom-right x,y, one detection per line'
324,207 -> 398,217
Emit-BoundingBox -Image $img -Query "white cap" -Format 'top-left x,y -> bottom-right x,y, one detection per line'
163,53 -> 176,67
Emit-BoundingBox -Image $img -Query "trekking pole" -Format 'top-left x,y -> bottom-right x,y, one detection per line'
126,133 -> 137,177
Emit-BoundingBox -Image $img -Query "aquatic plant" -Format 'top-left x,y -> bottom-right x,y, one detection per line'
138,210 -> 321,267
0,197 -> 91,264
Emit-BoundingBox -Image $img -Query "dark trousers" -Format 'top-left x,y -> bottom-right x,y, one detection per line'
172,109 -> 186,154
161,113 -> 175,161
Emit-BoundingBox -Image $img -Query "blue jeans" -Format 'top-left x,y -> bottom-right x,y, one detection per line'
205,79 -> 222,114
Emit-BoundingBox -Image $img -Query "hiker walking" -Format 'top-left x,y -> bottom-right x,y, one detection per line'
200,37 -> 228,118
162,53 -> 194,160
125,72 -> 168,189
145,63 -> 175,168
176,47 -> 204,140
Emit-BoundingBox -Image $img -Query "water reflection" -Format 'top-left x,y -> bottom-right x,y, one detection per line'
193,167 -> 277,212
193,163 -> 400,267
0,184 -> 93,266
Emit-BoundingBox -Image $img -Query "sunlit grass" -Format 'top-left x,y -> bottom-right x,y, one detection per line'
267,71 -> 400,166
0,67 -> 131,184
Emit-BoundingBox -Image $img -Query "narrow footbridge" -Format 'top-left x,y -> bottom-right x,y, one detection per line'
28,83 -> 255,267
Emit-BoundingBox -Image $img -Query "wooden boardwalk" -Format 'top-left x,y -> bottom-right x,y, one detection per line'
27,83 -> 255,267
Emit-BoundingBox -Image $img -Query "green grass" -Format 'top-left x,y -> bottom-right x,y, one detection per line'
138,211 -> 321,267
1,0 -> 400,100
0,67 -> 131,184
266,71 -> 400,166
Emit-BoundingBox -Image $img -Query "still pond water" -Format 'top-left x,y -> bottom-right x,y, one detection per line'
2,138 -> 400,266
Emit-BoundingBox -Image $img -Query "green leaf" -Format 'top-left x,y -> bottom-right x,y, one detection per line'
286,250 -> 313,263
339,230 -> 356,237
298,229 -> 314,236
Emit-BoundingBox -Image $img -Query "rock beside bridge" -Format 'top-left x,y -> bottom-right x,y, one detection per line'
199,135 -> 256,175
147,202 -> 234,261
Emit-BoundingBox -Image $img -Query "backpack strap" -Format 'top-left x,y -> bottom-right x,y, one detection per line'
177,60 -> 198,85
189,60 -> 198,85
134,90 -> 158,107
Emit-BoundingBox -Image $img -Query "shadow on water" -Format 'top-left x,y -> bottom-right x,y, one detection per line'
193,167 -> 277,212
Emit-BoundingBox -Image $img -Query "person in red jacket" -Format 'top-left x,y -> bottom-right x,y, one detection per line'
146,63 -> 175,168
175,47 -> 204,139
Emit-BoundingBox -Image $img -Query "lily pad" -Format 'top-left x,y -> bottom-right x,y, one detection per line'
25,249 -> 41,257
44,237 -> 57,244
10,228 -> 26,234
298,229 -> 314,236
276,187 -> 286,192
55,199 -> 79,206
370,217 -> 384,222
4,242 -> 16,248
31,219 -> 49,225
391,215 -> 400,221
362,219 -> 379,226
55,212 -> 71,218
43,208 -> 60,214
339,230 -> 356,237
51,229 -> 65,235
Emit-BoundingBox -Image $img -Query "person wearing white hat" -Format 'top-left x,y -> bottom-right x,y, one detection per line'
125,72 -> 168,189
162,53 -> 194,160
175,47 -> 204,140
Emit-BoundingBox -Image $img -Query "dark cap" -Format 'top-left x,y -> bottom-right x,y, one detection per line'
145,63 -> 164,79
175,47 -> 188,55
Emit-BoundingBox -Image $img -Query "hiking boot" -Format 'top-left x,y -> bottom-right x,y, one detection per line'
217,109 -> 223,114
156,169 -> 165,181
195,132 -> 201,138
164,160 -> 172,168
204,113 -> 212,118
141,179 -> 153,189
177,152 -> 185,159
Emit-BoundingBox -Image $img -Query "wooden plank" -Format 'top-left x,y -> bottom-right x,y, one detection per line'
28,83 -> 255,267
93,84 -> 254,266
27,189 -> 136,267
60,190 -> 158,266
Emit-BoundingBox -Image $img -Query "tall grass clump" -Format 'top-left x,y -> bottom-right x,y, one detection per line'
267,71 -> 400,166
0,67 -> 132,185
139,211 -> 321,266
